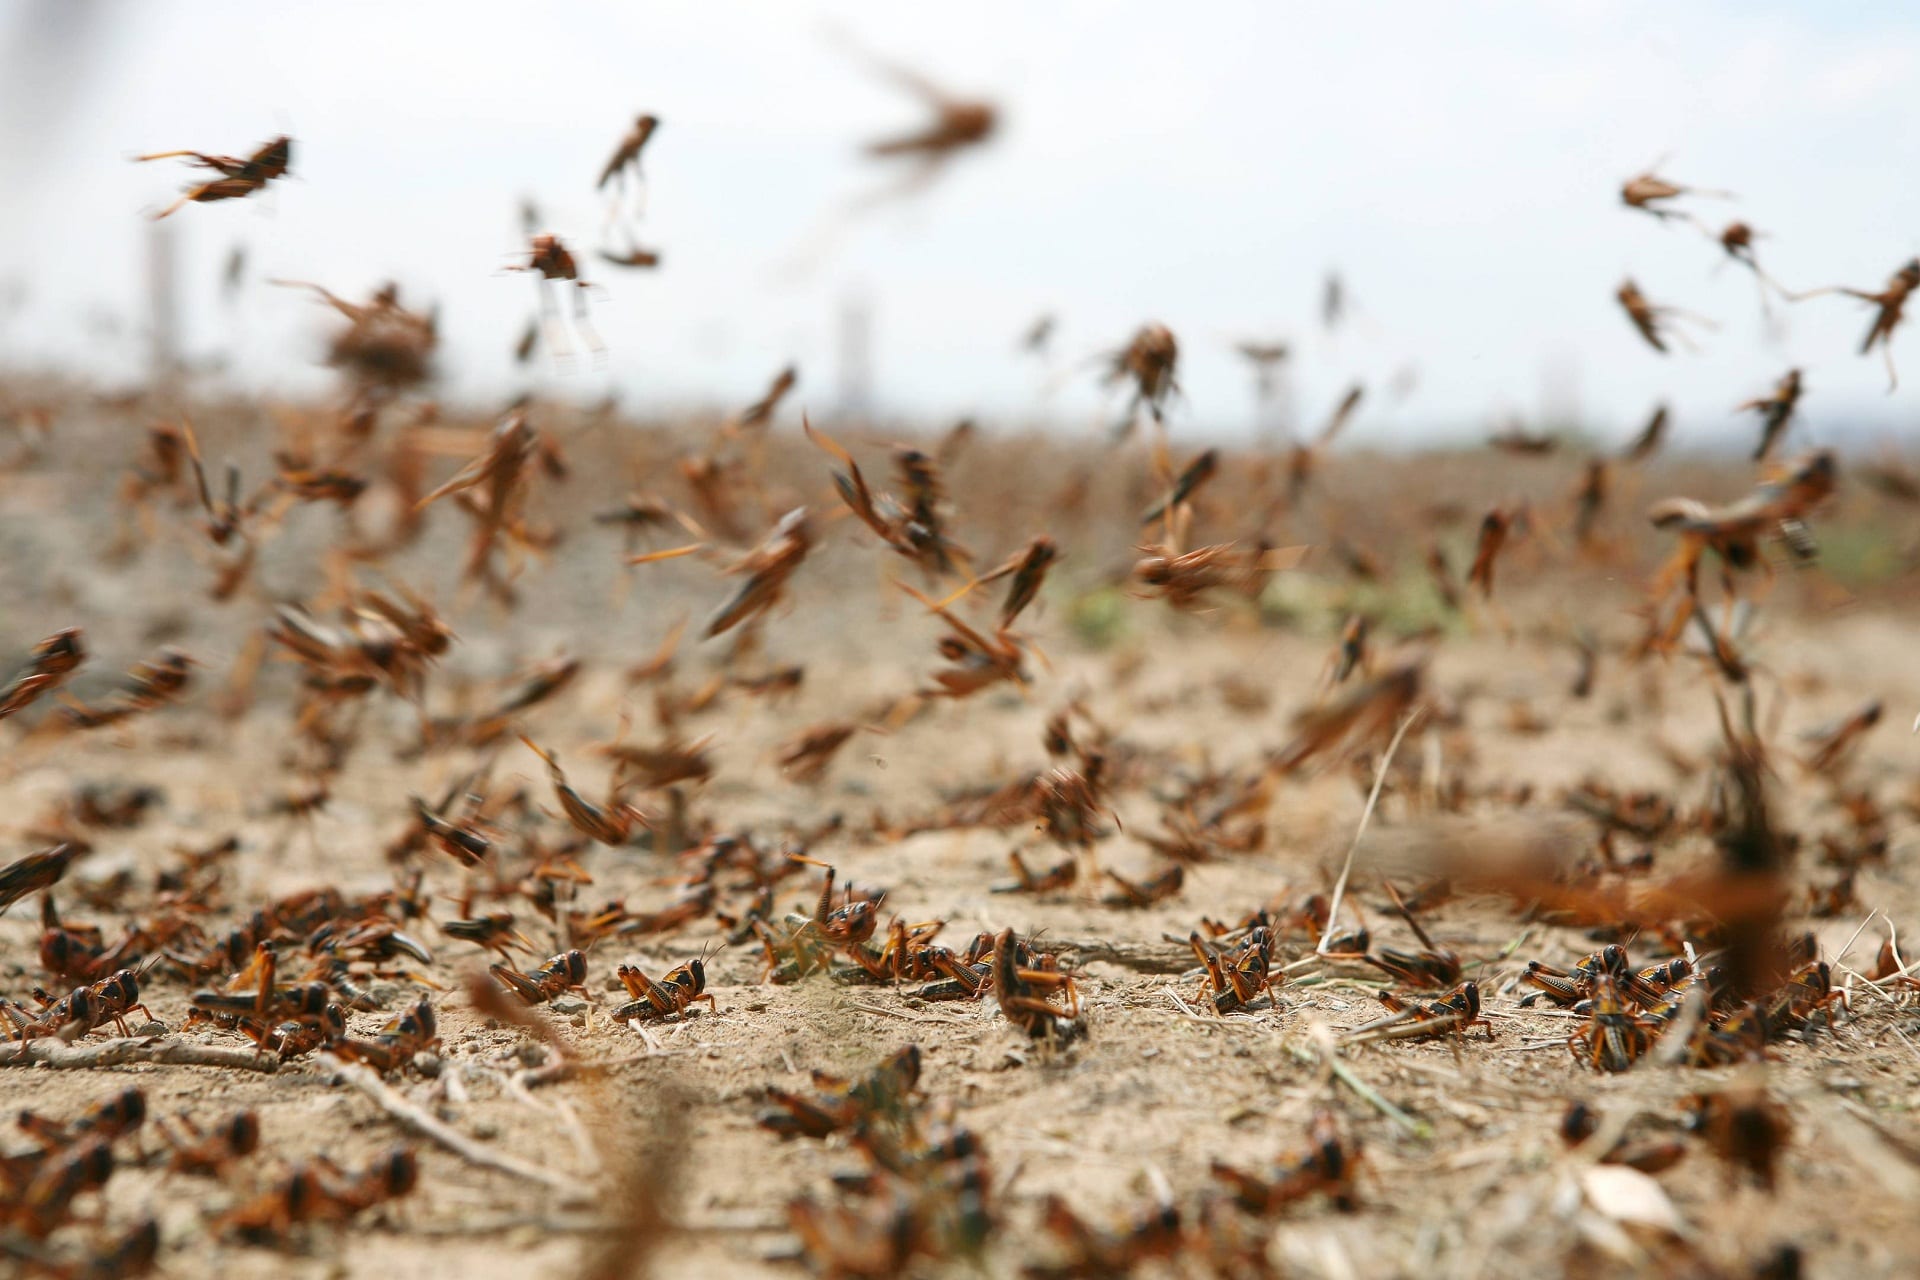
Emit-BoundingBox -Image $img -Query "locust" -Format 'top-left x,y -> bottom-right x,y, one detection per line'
759,1044 -> 921,1140
520,735 -> 647,846
1622,403 -> 1669,462
1361,881 -> 1462,990
0,844 -> 81,917
1101,864 -> 1184,909
1344,980 -> 1492,1044
58,649 -> 196,731
1467,506 -> 1512,599
730,365 -> 799,433
137,135 -> 291,218
805,419 -> 969,578
991,850 -> 1077,896
900,581 -> 1030,699
1210,1110 -> 1361,1213
1105,323 -> 1180,433
1189,926 -> 1279,1015
510,234 -> 604,362
597,113 -> 661,195
776,722 -> 858,785
1795,257 -> 1920,390
1739,369 -> 1802,462
1645,449 -> 1837,649
1287,383 -> 1364,502
847,33 -> 997,202
1617,277 -> 1709,353
614,946 -> 717,1023
157,1111 -> 261,1177
703,507 -> 813,639
490,950 -> 587,1006
0,630 -> 86,723
275,278 -> 438,391
1619,163 -> 1729,222
991,927 -> 1083,1042
1270,656 -> 1425,775
971,536 -> 1057,629
1568,972 -> 1655,1072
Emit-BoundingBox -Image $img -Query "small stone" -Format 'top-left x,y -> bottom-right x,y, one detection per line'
136,1021 -> 168,1037
551,996 -> 589,1015
902,997 -> 928,1010
411,1052 -> 443,1078
471,1120 -> 501,1141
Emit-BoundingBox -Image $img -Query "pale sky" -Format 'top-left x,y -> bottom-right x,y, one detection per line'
2,1 -> 1918,448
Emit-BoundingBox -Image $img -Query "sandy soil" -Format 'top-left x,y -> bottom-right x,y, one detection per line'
3,388 -> 1919,1279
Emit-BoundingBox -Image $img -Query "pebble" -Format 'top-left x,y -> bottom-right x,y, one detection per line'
136,1021 -> 168,1037
551,996 -> 589,1015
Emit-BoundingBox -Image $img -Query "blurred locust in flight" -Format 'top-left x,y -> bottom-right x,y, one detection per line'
509,234 -> 604,364
699,507 -> 814,639
597,114 -> 660,200
805,418 -> 969,580
137,135 -> 291,219
1619,161 -> 1731,224
730,366 -> 799,434
843,31 -> 997,200
1738,369 -> 1802,462
1708,221 -> 1786,316
1621,404 -> 1669,463
0,630 -> 85,723
1795,257 -> 1920,390
1645,449 -> 1837,649
274,279 -> 438,393
1617,278 -> 1711,354
973,536 -> 1057,630
1288,383 -> 1364,502
1105,324 -> 1180,435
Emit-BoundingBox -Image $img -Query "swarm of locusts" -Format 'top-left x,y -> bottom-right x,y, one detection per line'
3,73 -> 1918,1280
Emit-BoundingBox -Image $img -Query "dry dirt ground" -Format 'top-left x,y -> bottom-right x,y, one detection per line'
3,389 -> 1920,1279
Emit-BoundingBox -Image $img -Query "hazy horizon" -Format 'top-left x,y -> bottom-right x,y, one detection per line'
3,1 -> 1918,453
